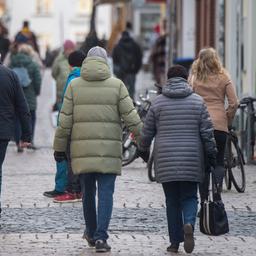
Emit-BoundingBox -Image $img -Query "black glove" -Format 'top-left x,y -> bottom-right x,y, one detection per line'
137,149 -> 150,163
54,151 -> 67,162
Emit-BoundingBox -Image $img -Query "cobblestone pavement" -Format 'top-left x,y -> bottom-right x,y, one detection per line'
0,70 -> 256,255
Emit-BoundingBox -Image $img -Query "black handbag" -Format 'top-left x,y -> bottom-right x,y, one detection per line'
199,172 -> 229,236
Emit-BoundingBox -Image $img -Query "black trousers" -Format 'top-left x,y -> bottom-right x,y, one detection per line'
200,130 -> 227,201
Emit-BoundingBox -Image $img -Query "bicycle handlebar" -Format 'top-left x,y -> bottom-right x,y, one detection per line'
240,96 -> 256,105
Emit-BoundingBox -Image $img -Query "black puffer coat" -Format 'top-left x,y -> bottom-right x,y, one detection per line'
112,31 -> 142,75
140,77 -> 216,183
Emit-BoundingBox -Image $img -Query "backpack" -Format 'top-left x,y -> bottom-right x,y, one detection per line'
12,67 -> 31,88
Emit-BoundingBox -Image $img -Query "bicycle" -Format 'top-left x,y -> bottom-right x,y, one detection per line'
122,95 -> 152,167
239,96 -> 256,164
224,127 -> 246,193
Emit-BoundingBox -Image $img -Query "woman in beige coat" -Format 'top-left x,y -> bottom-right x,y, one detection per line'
190,47 -> 239,198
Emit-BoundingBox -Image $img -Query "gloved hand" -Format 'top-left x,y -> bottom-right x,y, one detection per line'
54,151 -> 67,162
136,149 -> 150,163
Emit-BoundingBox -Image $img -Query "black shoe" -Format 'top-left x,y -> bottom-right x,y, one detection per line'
27,144 -> 37,150
43,190 -> 64,198
17,146 -> 24,153
83,233 -> 95,247
184,224 -> 195,254
167,243 -> 179,253
95,240 -> 111,253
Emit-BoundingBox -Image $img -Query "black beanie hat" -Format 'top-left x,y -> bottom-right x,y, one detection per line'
68,50 -> 86,67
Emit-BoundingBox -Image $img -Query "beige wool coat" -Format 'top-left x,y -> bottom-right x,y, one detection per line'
190,74 -> 239,132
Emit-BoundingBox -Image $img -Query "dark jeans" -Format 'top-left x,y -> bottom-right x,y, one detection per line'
80,173 -> 116,241
15,110 -> 36,144
120,73 -> 136,100
162,181 -> 198,244
0,140 -> 8,213
200,130 -> 227,201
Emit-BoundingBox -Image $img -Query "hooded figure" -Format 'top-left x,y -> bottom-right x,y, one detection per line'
112,30 -> 142,99
139,65 -> 216,254
53,46 -> 142,252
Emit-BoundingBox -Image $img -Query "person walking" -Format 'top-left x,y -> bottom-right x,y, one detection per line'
15,20 -> 40,54
190,47 -> 239,199
149,19 -> 167,86
0,63 -> 31,216
43,50 -> 86,201
10,44 -> 42,151
112,25 -> 142,100
53,46 -> 142,252
138,65 -> 217,253
51,40 -> 75,111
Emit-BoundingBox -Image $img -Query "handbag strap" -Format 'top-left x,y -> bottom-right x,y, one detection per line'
211,172 -> 222,201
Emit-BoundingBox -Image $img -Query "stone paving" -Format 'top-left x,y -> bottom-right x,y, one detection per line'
0,70 -> 256,255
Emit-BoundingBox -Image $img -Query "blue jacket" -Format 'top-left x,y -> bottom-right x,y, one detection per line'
57,67 -> 81,125
61,67 -> 81,102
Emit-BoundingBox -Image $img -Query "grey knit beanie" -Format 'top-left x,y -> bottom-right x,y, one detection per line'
87,46 -> 108,62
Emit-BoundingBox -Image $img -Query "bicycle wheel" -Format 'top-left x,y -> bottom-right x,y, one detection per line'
147,153 -> 156,182
224,168 -> 232,190
122,143 -> 137,166
229,137 -> 246,193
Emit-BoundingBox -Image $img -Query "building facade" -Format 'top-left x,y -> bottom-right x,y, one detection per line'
2,0 -> 112,56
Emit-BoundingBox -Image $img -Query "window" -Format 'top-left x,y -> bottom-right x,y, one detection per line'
36,0 -> 52,15
78,0 -> 92,15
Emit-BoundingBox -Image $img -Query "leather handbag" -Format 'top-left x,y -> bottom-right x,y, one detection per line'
199,172 -> 229,236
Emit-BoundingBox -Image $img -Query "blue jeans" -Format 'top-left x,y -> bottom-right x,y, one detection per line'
54,161 -> 68,192
162,181 -> 198,244
0,140 -> 8,213
80,173 -> 116,241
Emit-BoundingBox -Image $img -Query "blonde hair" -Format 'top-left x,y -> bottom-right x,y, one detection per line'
18,44 -> 34,56
191,47 -> 228,82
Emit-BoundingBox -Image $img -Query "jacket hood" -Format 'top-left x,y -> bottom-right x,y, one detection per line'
80,56 -> 111,81
11,53 -> 32,67
162,77 -> 193,98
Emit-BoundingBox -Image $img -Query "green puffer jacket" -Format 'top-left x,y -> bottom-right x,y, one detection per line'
53,57 -> 142,175
51,52 -> 70,105
10,53 -> 41,111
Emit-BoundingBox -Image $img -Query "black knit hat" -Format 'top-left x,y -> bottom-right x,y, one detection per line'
167,65 -> 188,80
68,50 -> 86,67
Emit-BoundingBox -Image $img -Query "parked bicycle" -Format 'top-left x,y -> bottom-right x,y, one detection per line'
239,96 -> 256,164
224,127 -> 245,193
122,91 -> 155,167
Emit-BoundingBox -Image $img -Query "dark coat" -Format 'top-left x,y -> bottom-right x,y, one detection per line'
140,77 -> 217,183
10,53 -> 41,111
112,31 -> 142,76
0,64 -> 31,141
0,36 -> 10,61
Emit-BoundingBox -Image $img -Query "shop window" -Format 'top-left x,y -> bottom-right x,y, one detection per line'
78,0 -> 92,15
36,0 -> 52,15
